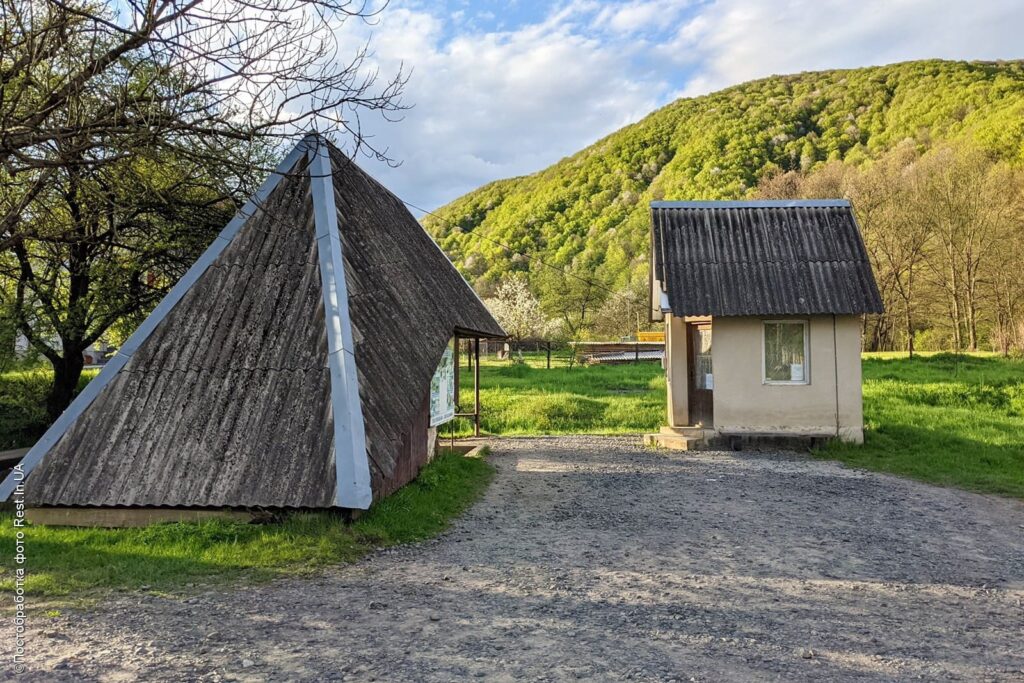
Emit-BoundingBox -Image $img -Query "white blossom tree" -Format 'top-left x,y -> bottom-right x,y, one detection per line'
484,274 -> 553,342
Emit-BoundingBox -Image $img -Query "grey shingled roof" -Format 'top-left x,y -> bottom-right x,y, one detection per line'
0,135 -> 503,510
651,200 -> 884,317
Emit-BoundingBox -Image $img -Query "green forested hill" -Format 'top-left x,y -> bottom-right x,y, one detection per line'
424,59 -> 1024,295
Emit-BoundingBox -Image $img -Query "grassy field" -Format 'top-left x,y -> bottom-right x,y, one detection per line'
446,356 -> 665,437
0,448 -> 492,606
450,351 -> 1024,497
824,352 -> 1024,497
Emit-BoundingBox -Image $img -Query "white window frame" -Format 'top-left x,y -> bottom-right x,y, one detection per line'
761,320 -> 810,385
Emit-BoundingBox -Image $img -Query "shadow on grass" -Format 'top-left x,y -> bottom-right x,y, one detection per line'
824,421 -> 1024,498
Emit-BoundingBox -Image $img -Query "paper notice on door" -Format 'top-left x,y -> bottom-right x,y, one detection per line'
705,373 -> 714,390
790,363 -> 804,382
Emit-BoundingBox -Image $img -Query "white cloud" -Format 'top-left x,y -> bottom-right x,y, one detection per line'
666,0 -> 1024,96
332,0 -> 1024,210
345,3 -> 669,210
594,0 -> 690,34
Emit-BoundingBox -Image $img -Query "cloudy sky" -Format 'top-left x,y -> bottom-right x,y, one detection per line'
339,0 -> 1024,211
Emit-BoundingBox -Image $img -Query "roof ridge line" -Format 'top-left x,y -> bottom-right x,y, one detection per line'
651,199 -> 850,209
307,139 -> 373,510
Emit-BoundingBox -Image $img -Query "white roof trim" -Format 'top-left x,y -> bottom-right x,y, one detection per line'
307,136 -> 373,510
651,199 -> 850,209
0,141 -> 311,502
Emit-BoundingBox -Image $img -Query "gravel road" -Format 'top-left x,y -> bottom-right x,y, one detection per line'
5,436 -> 1024,682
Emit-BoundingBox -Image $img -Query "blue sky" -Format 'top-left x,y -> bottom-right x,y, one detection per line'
337,0 -> 1024,210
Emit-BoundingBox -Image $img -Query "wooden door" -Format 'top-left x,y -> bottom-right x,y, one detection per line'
687,323 -> 713,426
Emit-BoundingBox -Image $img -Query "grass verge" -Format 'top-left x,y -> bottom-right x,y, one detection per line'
821,353 -> 1024,498
0,448 -> 493,608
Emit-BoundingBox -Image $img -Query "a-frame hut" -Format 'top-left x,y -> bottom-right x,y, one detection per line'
0,135 -> 504,524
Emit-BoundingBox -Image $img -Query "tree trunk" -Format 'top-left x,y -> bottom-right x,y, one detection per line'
47,350 -> 85,419
967,300 -> 979,352
906,306 -> 915,358
949,262 -> 963,352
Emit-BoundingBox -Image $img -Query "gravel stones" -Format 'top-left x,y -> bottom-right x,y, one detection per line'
4,435 -> 1024,681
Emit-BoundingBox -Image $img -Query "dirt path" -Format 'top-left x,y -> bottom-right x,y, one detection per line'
4,436 -> 1024,681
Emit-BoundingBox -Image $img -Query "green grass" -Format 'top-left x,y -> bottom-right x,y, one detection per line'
0,448 -> 492,606
822,352 -> 1024,497
459,352 -> 1024,499
447,355 -> 665,436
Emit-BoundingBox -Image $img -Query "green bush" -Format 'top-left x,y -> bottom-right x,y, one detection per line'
0,369 -> 51,449
0,368 -> 96,449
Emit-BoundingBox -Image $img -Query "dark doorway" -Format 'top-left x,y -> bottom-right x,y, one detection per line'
687,322 -> 713,426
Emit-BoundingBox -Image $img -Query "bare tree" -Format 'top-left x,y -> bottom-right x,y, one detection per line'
534,259 -> 606,368
0,0 -> 408,250
914,147 -> 1014,352
984,168 -> 1024,356
852,146 -> 931,356
0,0 -> 408,415
591,278 -> 651,339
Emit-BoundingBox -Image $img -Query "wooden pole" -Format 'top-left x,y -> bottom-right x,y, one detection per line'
546,341 -> 551,369
474,337 -> 481,437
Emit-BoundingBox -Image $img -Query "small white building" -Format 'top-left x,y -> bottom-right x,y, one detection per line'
647,200 -> 883,449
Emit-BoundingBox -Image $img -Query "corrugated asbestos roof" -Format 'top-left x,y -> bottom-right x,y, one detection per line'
328,145 -> 504,496
652,200 -> 883,316
3,136 -> 503,510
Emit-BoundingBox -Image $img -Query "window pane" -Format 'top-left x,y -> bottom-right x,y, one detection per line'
764,322 -> 806,382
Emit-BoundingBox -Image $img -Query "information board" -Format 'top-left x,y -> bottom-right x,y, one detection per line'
429,339 -> 455,427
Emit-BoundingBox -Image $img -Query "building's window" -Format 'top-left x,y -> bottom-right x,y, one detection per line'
763,321 -> 809,384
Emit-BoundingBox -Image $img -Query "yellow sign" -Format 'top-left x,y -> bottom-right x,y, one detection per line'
637,331 -> 665,342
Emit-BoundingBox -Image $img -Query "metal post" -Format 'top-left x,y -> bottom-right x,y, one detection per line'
474,337 -> 481,437
635,341 -> 639,363
453,336 -> 460,408
546,341 -> 551,369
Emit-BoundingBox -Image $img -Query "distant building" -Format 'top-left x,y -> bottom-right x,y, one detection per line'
647,200 -> 883,448
1,135 -> 504,524
14,333 -> 112,366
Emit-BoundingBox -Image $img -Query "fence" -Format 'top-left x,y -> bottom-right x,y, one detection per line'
457,339 -> 665,368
